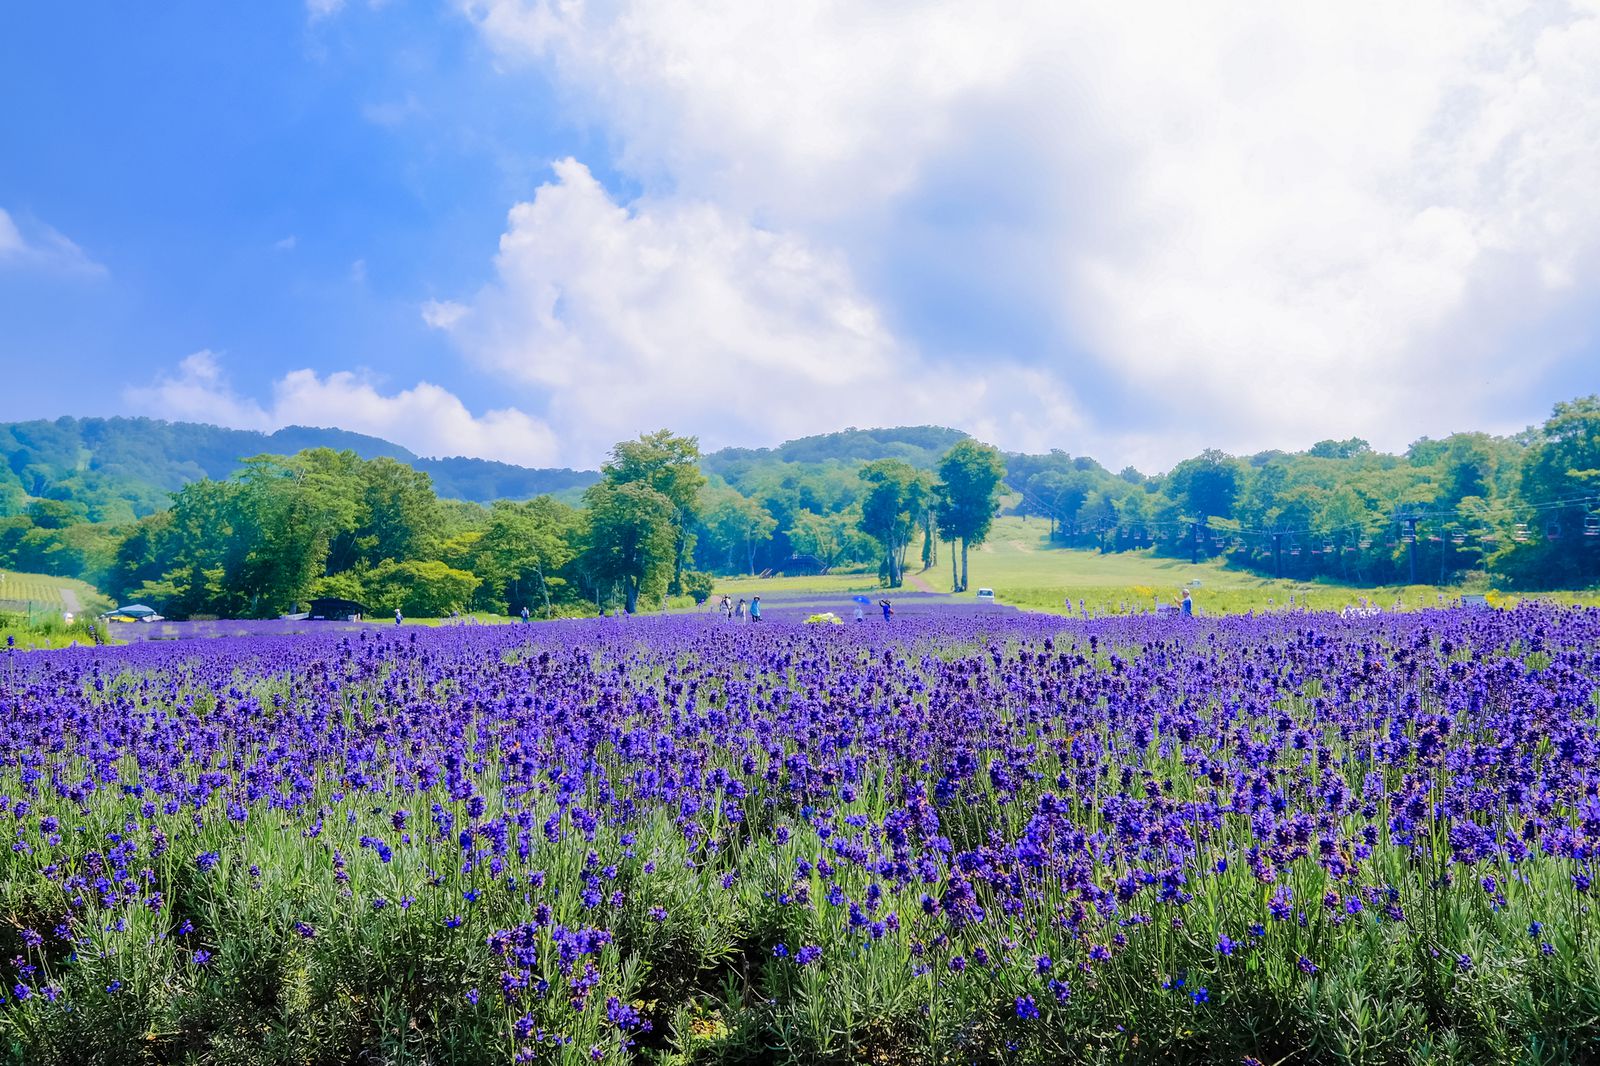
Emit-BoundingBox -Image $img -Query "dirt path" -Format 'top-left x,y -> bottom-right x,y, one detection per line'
58,586 -> 81,614
906,571 -> 937,593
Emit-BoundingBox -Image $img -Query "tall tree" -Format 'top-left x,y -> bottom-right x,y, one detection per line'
233,455 -> 357,615
601,430 -> 705,595
857,459 -> 924,588
704,492 -> 777,575
788,508 -> 862,573
473,497 -> 579,616
1026,470 -> 1090,541
127,478 -> 248,616
1168,448 -> 1242,526
582,480 -> 677,613
358,457 -> 444,564
1504,396 -> 1600,586
936,440 -> 1006,591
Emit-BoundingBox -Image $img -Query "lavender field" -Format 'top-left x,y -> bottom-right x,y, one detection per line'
2,607 -> 1598,1064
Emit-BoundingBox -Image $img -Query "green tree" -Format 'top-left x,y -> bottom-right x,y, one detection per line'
298,450 -> 442,573
1026,470 -> 1090,542
473,497 -> 579,616
788,508 -> 863,573
936,440 -> 1006,591
582,480 -> 677,613
1167,448 -> 1242,525
601,430 -> 705,595
703,490 -> 777,575
231,456 -> 360,616
358,457 -> 444,564
857,459 -> 924,588
1503,396 -> 1600,587
365,559 -> 480,616
24,499 -> 82,530
128,478 -> 246,616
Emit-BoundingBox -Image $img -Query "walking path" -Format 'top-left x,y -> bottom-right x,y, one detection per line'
906,571 -> 937,593
59,586 -> 81,614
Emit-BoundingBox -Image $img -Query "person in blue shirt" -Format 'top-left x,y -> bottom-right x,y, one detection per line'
749,596 -> 762,622
1180,589 -> 1193,617
880,599 -> 893,621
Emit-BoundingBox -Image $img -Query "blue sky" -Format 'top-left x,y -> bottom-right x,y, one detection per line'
3,1 -> 1599,470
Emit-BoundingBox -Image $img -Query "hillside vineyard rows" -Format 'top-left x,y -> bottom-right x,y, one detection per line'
1,609 -> 1599,1063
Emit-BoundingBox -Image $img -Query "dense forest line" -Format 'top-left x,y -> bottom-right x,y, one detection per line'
1,397 -> 1597,617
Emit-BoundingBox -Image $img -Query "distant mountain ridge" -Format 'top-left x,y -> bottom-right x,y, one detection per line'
0,416 -> 597,521
0,416 -> 976,523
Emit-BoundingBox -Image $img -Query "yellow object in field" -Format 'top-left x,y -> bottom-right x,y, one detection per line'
804,612 -> 844,625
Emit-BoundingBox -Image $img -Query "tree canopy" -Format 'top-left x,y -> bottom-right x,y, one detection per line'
936,439 -> 1007,591
6,398 -> 1600,615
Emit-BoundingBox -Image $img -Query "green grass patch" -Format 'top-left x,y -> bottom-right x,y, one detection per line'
686,517 -> 1600,615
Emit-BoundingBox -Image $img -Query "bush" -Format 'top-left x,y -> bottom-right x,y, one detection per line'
682,569 -> 715,604
363,559 -> 481,616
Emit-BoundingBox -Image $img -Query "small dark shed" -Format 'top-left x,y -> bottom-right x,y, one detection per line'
308,597 -> 367,620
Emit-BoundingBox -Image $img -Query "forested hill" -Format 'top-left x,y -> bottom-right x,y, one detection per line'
5,400 -> 1599,604
0,418 -> 976,522
705,425 -> 968,472
0,417 -> 597,520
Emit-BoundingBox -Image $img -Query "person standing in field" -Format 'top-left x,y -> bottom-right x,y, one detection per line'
735,598 -> 747,621
1180,589 -> 1193,617
394,608 -> 403,626
880,599 -> 893,621
854,604 -> 864,623
521,606 -> 530,624
749,596 -> 762,623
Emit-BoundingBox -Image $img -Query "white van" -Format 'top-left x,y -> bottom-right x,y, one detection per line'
976,588 -> 995,601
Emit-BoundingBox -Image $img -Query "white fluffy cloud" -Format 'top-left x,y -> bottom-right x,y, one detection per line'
459,0 -> 1600,466
126,351 -> 561,466
0,207 -> 105,276
125,352 -> 277,432
427,159 -> 1083,463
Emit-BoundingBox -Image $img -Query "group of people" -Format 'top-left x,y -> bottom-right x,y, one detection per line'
715,594 -> 763,622
710,595 -> 899,623
848,600 -> 894,622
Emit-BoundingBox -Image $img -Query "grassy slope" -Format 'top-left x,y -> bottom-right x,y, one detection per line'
0,570 -> 113,649
686,516 -> 1600,615
0,570 -> 111,614
0,569 -> 111,643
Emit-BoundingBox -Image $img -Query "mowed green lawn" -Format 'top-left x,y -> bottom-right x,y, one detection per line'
933,515 -> 1307,614
701,572 -> 882,598
686,516 -> 1600,615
